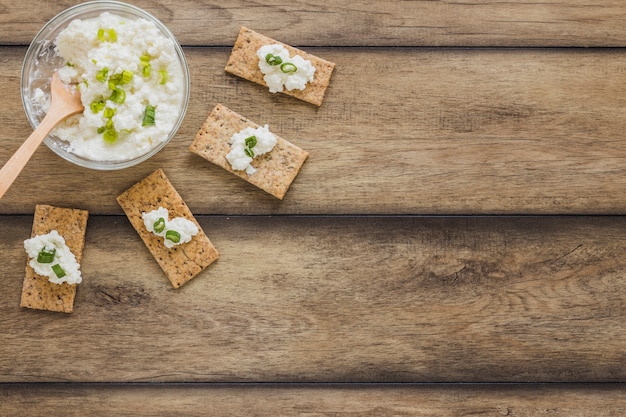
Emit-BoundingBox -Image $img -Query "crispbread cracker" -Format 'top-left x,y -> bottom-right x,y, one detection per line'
189,104 -> 309,199
116,168 -> 219,288
225,26 -> 335,106
20,204 -> 89,313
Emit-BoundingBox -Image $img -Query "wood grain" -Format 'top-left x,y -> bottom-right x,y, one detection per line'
2,0 -> 626,47
1,383 -> 625,416
2,46 -> 626,215
1,215 -> 625,383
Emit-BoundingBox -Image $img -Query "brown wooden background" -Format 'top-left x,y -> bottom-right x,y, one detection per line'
1,1 -> 625,415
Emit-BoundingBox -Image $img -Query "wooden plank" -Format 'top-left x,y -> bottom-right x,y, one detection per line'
3,47 -> 626,215
1,215 -> 625,383
2,0 -> 626,47
1,383 -> 625,416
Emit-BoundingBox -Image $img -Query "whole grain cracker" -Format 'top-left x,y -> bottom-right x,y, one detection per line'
20,204 -> 89,314
116,168 -> 219,288
189,104 -> 309,199
225,26 -> 335,106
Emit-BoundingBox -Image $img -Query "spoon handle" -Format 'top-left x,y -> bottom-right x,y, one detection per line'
0,108 -> 65,200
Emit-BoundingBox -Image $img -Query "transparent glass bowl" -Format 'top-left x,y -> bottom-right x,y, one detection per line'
21,1 -> 190,170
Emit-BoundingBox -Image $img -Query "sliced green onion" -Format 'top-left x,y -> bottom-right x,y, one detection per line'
96,67 -> 109,82
109,87 -> 126,104
165,230 -> 181,244
37,247 -> 56,264
90,100 -> 106,114
109,70 -> 133,86
105,119 -> 114,130
159,69 -> 168,84
140,54 -> 151,64
244,135 -> 257,149
280,62 -> 297,73
103,128 -> 118,143
265,53 -> 282,66
142,105 -> 156,126
51,264 -> 66,279
142,64 -> 151,77
121,70 -> 133,84
96,27 -> 117,42
97,126 -> 105,134
153,217 -> 166,233
103,107 -> 116,119
244,135 -> 257,158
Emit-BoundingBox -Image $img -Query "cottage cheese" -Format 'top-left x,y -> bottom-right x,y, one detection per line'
142,207 -> 198,249
226,125 -> 277,175
45,12 -> 185,161
257,44 -> 315,93
23,230 -> 82,285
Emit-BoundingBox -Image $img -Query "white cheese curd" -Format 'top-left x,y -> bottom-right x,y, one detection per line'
256,44 -> 315,93
48,12 -> 185,162
23,230 -> 82,285
226,125 -> 277,175
142,207 -> 198,249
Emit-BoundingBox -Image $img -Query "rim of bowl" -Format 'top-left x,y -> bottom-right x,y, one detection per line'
20,0 -> 190,170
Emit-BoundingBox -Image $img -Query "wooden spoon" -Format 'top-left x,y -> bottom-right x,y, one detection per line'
0,71 -> 83,200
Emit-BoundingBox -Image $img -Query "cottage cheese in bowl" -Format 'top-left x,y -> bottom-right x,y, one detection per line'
21,1 -> 189,170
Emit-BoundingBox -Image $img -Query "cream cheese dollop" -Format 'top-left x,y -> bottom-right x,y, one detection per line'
257,44 -> 315,93
23,230 -> 82,285
226,124 -> 277,175
142,207 -> 198,249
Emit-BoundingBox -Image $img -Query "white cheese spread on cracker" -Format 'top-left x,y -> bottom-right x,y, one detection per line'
142,207 -> 198,249
38,12 -> 185,162
24,230 -> 82,285
257,44 -> 315,93
226,124 -> 277,175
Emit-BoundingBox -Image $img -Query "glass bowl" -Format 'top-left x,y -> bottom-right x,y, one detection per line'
21,1 -> 190,170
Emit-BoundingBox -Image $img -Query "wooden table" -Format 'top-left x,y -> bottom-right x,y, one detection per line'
1,1 -> 625,415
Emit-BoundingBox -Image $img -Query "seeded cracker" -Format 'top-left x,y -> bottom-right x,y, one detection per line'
189,104 -> 309,199
117,169 -> 219,288
20,205 -> 89,313
225,26 -> 335,106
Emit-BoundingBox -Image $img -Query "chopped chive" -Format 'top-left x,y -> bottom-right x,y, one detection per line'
165,230 -> 181,244
265,53 -> 282,66
244,147 -> 254,158
97,28 -> 105,41
140,55 -> 151,63
105,119 -> 114,130
51,264 -> 66,279
142,105 -> 156,126
97,126 -> 105,134
37,247 -> 56,264
153,217 -> 166,233
280,62 -> 297,73
108,28 -> 117,42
